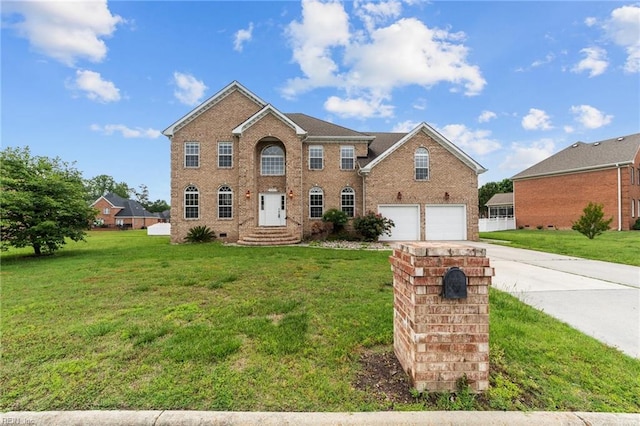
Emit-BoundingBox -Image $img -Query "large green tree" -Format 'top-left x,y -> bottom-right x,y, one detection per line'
1,147 -> 97,256
84,174 -> 133,203
478,178 -> 513,217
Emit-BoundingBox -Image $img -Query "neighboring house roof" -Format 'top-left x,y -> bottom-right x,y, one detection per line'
512,133 -> 640,180
162,81 -> 267,137
359,122 -> 487,175
486,192 -> 514,206
92,193 -> 159,219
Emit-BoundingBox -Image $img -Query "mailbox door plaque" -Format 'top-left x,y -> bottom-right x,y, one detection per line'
443,267 -> 467,299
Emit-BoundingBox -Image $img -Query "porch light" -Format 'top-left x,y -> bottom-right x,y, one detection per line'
397,191 -> 402,201
288,189 -> 294,199
444,192 -> 450,200
245,190 -> 251,199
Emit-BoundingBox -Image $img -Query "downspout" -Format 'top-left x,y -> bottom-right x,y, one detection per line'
617,164 -> 622,231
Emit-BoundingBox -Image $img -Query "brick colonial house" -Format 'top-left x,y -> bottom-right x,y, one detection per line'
512,133 -> 640,231
92,193 -> 162,229
162,81 -> 487,245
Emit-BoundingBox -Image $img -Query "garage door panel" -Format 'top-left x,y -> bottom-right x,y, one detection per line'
426,205 -> 466,240
378,205 -> 420,241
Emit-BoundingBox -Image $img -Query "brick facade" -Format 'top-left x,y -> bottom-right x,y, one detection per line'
164,82 -> 485,243
514,162 -> 640,231
390,242 -> 492,393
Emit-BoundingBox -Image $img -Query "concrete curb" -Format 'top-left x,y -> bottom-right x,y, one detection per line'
1,411 -> 639,426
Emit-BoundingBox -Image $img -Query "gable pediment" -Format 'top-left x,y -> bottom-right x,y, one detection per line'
232,104 -> 307,137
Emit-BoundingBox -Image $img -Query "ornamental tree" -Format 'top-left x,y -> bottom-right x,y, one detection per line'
571,202 -> 613,239
0,147 -> 97,256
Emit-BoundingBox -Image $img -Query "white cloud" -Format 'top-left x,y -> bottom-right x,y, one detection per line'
603,5 -> 640,73
564,125 -> 575,134
570,104 -> 613,129
531,53 -> 555,68
478,110 -> 497,123
282,0 -> 486,118
70,69 -> 120,103
234,22 -> 254,52
91,124 -> 161,139
572,47 -> 608,77
392,120 -> 420,132
522,108 -> 553,131
437,124 -> 501,156
412,98 -> 427,110
3,0 -> 122,66
500,138 -> 556,171
173,72 -> 208,106
324,95 -> 394,118
585,17 -> 598,27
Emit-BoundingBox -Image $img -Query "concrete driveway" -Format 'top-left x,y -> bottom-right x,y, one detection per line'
466,241 -> 640,358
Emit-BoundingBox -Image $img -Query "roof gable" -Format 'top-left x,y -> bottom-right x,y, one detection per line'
512,133 -> 640,180
232,105 -> 306,136
486,192 -> 514,206
359,122 -> 487,175
162,81 -> 267,137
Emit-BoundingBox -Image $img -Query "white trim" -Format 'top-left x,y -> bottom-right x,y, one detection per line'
360,122 -> 486,175
162,81 -> 267,137
232,104 -> 306,136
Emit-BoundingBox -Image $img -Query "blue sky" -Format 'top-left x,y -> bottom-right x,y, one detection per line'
2,1 -> 639,203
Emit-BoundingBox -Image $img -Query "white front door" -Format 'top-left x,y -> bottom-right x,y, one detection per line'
259,193 -> 286,226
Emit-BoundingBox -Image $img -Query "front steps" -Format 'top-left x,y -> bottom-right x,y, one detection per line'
236,227 -> 301,246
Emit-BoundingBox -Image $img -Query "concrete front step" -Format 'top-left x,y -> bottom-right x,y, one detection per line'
237,227 -> 301,246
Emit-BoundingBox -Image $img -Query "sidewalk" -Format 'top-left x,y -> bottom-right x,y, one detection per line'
2,410 -> 639,425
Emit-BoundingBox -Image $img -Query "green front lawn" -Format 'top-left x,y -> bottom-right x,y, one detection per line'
480,230 -> 640,266
1,231 -> 639,412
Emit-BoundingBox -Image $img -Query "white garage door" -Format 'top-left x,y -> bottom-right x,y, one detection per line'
378,205 -> 420,241
425,205 -> 467,240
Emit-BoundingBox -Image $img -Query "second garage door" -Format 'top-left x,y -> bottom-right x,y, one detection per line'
377,205 -> 420,241
425,205 -> 467,240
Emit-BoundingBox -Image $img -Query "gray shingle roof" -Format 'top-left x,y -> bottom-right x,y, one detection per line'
285,113 -> 372,139
485,192 -> 513,206
102,193 -> 159,218
361,132 -> 406,165
512,133 -> 640,180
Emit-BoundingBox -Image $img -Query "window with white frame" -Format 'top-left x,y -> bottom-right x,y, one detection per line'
415,147 -> 429,180
340,146 -> 355,170
341,187 -> 355,217
309,145 -> 323,170
218,186 -> 233,219
261,145 -> 285,175
103,208 -> 110,215
632,167 -> 635,185
184,185 -> 199,219
309,187 -> 324,218
218,142 -> 233,168
185,142 -> 200,168
632,199 -> 635,218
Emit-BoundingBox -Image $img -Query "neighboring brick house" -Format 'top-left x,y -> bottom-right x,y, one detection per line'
92,193 -> 161,229
162,81 -> 487,245
512,133 -> 640,231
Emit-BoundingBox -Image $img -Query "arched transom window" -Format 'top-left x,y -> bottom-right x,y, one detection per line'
415,147 -> 429,180
261,145 -> 285,176
184,185 -> 199,219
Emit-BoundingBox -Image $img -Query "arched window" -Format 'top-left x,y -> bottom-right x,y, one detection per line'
218,186 -> 233,219
309,187 -> 324,218
184,185 -> 199,219
341,187 -> 355,217
261,145 -> 285,176
415,147 -> 429,180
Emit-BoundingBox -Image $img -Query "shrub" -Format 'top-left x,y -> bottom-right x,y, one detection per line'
322,209 -> 349,233
185,225 -> 216,243
633,218 -> 640,231
571,202 -> 613,239
353,211 -> 394,242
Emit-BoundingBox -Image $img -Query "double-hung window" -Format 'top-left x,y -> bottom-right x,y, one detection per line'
218,142 -> 233,168
218,186 -> 233,219
415,147 -> 429,180
309,145 -> 323,170
340,146 -> 355,170
185,142 -> 200,168
184,185 -> 199,219
341,187 -> 355,217
309,187 -> 324,218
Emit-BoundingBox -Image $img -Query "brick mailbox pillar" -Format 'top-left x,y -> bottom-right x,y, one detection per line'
390,242 -> 493,393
